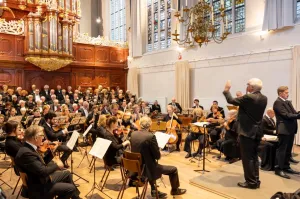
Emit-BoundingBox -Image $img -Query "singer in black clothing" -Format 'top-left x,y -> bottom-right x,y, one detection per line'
223,78 -> 267,189
163,105 -> 182,151
273,86 -> 300,179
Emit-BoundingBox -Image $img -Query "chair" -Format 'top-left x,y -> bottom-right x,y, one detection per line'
117,157 -> 149,199
118,151 -> 159,199
16,171 -> 28,199
9,156 -> 21,195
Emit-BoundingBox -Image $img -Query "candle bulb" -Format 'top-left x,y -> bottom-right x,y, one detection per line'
186,0 -> 187,6
225,15 -> 228,27
181,5 -> 183,17
211,6 -> 214,25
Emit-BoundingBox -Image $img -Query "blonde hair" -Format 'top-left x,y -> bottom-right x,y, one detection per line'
139,116 -> 152,130
192,108 -> 203,118
97,115 -> 107,127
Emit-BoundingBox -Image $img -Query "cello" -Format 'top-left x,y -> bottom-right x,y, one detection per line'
166,113 -> 180,144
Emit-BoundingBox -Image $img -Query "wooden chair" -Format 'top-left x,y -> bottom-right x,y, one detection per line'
99,157 -> 123,191
118,151 -> 159,199
16,171 -> 28,199
9,156 -> 21,195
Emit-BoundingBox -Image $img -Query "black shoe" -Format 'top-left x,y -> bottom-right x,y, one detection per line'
284,168 -> 300,175
237,182 -> 258,189
176,148 -> 180,152
185,153 -> 191,158
170,188 -> 187,195
192,152 -> 201,157
275,170 -> 290,179
73,147 -> 79,152
151,190 -> 167,198
290,157 -> 299,164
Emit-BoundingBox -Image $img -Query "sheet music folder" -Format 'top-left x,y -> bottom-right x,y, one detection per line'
154,131 -> 171,149
192,122 -> 210,127
89,138 -> 112,159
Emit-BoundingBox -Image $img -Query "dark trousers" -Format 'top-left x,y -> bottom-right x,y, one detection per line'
48,170 -> 79,199
276,134 -> 294,170
184,133 -> 204,154
239,135 -> 260,185
210,128 -> 222,144
57,144 -> 72,163
150,164 -> 180,191
176,133 -> 182,150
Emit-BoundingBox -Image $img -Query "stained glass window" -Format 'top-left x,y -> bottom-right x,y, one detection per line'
206,0 -> 245,34
110,0 -> 126,42
147,0 -> 172,52
297,0 -> 300,19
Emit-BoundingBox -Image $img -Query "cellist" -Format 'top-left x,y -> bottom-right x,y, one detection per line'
163,105 -> 182,151
184,108 -> 206,158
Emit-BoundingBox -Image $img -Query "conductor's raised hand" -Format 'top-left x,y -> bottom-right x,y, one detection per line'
224,80 -> 232,92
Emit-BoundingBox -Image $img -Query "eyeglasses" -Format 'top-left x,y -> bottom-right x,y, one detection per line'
37,134 -> 45,137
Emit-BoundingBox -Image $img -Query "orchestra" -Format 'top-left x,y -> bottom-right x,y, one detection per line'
0,81 -> 298,198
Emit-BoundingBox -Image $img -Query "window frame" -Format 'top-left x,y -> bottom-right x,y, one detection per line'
296,0 -> 300,22
110,0 -> 126,42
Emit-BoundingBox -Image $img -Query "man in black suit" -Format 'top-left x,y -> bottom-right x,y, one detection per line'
151,100 -> 161,113
15,125 -> 80,199
41,85 -> 51,102
55,85 -> 64,102
168,98 -> 182,114
130,116 -> 186,198
273,86 -> 300,179
223,78 -> 267,189
261,108 -> 276,136
192,99 -> 204,110
43,111 -> 72,168
77,101 -> 89,117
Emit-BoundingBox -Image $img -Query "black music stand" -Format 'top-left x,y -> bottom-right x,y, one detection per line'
194,124 -> 211,174
76,118 -> 91,168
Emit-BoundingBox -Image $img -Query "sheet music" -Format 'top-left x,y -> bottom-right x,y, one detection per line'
66,131 -> 80,150
89,138 -> 112,159
83,124 -> 93,137
263,135 -> 278,141
155,131 -> 171,149
192,122 -> 210,127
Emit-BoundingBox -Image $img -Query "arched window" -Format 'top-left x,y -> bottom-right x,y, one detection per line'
110,0 -> 126,42
147,0 -> 172,52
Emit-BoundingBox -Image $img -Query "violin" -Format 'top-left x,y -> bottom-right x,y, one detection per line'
39,140 -> 59,153
166,113 -> 180,144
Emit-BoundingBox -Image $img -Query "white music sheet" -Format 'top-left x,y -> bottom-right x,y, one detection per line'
66,131 -> 80,150
83,124 -> 93,137
155,131 -> 171,149
192,122 -> 210,127
89,138 -> 112,159
263,135 -> 278,141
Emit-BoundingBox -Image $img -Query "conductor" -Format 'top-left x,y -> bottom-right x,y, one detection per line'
223,78 -> 267,189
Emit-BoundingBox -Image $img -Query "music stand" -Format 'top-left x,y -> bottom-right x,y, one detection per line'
192,123 -> 211,174
86,138 -> 112,199
66,131 -> 89,183
77,118 -> 91,168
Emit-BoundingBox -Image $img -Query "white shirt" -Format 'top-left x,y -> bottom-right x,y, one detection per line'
35,94 -> 41,102
26,141 -> 37,151
83,108 -> 88,117
279,96 -> 286,101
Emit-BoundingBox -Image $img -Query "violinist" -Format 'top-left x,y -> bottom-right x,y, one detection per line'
212,101 -> 225,117
0,114 -> 6,151
27,108 -> 44,127
4,120 -> 24,158
42,111 -> 72,168
103,116 -> 130,168
132,105 -> 142,122
192,99 -> 204,110
206,105 -> 225,149
216,110 -> 240,163
184,108 -> 206,158
96,114 -> 107,139
163,105 -> 182,151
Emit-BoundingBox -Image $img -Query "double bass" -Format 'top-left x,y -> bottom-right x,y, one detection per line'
166,113 -> 180,144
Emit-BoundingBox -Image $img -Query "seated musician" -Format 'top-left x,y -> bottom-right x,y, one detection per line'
96,115 -> 107,138
110,103 -> 119,117
132,104 -> 142,122
212,100 -> 225,117
121,112 -> 138,132
27,108 -> 44,127
43,111 -> 72,168
130,116 -> 186,198
163,105 -> 182,151
103,116 -> 130,168
120,100 -> 127,112
216,110 -> 240,163
168,98 -> 182,114
15,126 -> 81,199
151,100 -> 161,113
0,115 -> 5,149
4,120 -> 24,158
192,99 -> 204,110
259,108 -> 277,171
184,108 -> 206,158
206,105 -> 225,149
140,102 -> 150,116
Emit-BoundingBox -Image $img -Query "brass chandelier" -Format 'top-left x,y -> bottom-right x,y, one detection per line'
172,0 -> 230,47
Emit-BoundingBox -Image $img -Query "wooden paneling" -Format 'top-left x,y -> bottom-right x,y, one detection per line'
0,35 -> 14,58
0,69 -> 14,85
95,46 -> 109,63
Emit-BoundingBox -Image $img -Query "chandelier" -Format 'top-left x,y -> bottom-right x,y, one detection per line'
23,0 -> 81,71
172,0 -> 230,47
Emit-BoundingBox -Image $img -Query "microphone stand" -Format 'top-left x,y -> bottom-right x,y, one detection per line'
194,124 -> 211,174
